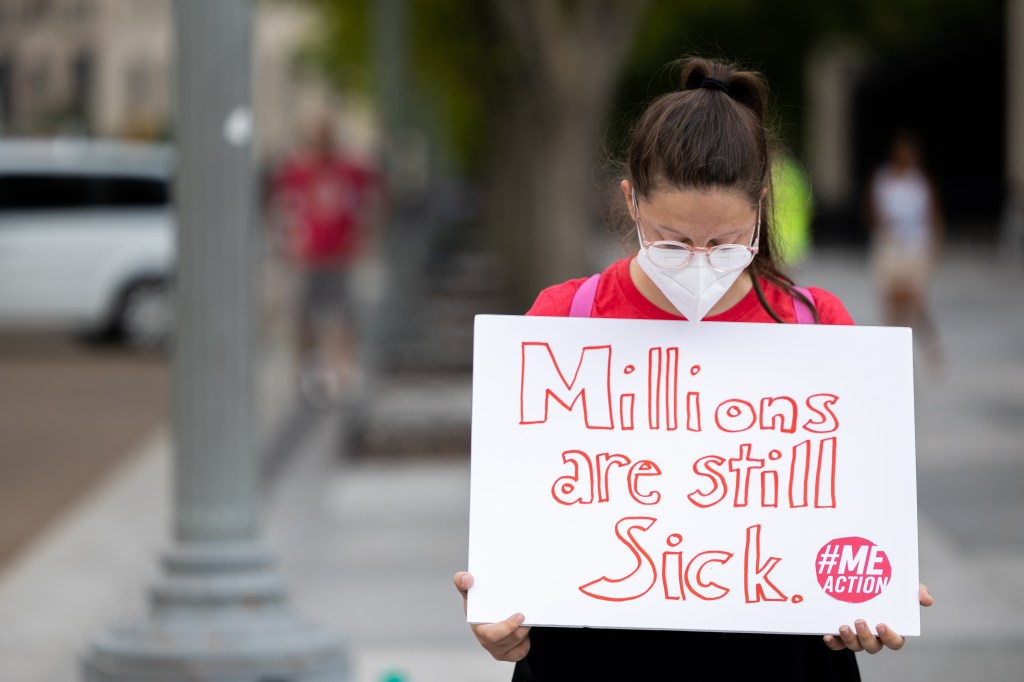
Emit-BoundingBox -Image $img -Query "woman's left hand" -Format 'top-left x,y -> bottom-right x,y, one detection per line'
823,583 -> 934,654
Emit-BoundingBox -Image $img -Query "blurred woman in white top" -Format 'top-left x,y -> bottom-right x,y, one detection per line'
868,130 -> 944,368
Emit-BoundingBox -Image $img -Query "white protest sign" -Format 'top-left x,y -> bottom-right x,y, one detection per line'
468,314 -> 919,636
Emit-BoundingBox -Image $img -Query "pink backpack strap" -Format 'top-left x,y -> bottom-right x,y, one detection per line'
569,274 -> 601,317
792,286 -> 816,324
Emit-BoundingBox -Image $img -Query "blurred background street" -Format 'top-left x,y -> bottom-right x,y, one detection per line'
0,0 -> 1022,681
0,335 -> 166,570
1,248 -> 1023,682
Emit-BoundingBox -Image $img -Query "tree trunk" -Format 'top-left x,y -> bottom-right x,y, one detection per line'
528,99 -> 603,293
483,0 -> 650,308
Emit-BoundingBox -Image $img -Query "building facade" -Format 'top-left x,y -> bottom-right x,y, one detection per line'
0,0 -> 340,160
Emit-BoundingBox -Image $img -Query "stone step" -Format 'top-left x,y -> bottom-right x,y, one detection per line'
351,248 -> 513,458
352,377 -> 472,459
378,272 -> 514,375
428,250 -> 511,297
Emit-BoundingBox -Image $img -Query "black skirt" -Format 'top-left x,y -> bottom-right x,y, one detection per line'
512,627 -> 860,681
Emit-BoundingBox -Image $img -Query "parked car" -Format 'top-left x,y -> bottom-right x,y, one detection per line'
0,138 -> 174,347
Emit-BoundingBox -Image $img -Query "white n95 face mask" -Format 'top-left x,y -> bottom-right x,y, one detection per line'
636,248 -> 746,321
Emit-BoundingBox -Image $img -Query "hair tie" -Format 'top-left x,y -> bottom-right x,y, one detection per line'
700,77 -> 730,95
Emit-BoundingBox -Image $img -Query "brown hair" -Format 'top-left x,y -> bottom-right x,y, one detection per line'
625,57 -> 816,322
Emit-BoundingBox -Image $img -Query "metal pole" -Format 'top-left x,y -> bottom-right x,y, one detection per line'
83,1 -> 348,679
364,0 -> 426,377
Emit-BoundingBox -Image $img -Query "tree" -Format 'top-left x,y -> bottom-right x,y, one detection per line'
301,0 -> 1001,301
483,0 -> 651,302
301,0 -> 651,305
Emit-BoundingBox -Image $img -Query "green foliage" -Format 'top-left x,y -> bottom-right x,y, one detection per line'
298,0 -> 372,92
608,0 -> 1002,158
299,0 -> 496,170
806,0 -> 1003,49
405,1 -> 495,168
300,0 -> 1002,172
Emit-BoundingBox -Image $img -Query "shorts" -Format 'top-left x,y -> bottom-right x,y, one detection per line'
872,240 -> 931,295
300,266 -> 353,325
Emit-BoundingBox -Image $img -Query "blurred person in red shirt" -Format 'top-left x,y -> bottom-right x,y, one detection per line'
270,115 -> 383,406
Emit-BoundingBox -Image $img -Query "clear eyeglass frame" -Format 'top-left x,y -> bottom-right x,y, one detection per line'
632,188 -> 761,272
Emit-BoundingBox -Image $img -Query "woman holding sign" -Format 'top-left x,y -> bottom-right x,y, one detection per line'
455,57 -> 932,680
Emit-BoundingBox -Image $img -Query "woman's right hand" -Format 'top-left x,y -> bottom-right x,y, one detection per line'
454,571 -> 532,662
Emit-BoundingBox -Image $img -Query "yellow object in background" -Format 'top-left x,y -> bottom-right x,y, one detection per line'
772,154 -> 813,266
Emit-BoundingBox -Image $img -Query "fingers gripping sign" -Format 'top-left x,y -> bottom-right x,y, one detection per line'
454,571 -> 472,613
474,613 -> 532,662
822,583 -> 933,654
454,572 -> 532,662
840,620 -> 890,654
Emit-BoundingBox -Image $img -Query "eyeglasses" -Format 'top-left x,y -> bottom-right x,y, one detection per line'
632,188 -> 760,272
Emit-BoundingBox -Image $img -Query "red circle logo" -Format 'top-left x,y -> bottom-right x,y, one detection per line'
815,536 -> 892,603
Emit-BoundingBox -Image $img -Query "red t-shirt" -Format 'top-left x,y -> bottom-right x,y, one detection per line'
273,154 -> 377,267
526,256 -> 854,325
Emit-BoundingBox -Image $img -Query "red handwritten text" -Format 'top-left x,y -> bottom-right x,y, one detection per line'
551,450 -> 662,506
687,437 -> 838,509
520,343 -> 839,433
578,518 -> 790,604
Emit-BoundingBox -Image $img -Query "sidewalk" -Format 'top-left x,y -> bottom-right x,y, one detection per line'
805,249 -> 1024,681
265,413 -> 507,682
0,248 -> 1022,682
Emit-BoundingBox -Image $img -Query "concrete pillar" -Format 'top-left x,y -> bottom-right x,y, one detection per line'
804,43 -> 866,211
367,0 -> 431,374
1003,0 -> 1024,261
372,0 -> 408,134
82,2 -> 348,679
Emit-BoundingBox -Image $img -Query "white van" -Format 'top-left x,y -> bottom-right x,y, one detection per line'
0,139 -> 174,346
